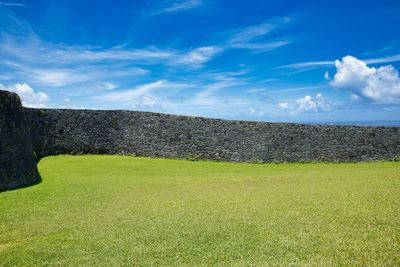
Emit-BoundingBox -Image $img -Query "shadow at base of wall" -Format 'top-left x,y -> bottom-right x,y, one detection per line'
0,172 -> 42,193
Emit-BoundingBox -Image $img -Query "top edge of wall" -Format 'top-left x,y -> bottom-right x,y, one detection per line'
22,107 -> 400,129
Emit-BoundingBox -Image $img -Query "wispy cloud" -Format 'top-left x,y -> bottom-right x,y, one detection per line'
364,54 -> 400,65
93,68 -> 255,115
278,53 -> 400,70
278,61 -> 335,69
97,81 -> 167,102
229,23 -> 276,44
3,61 -> 149,87
163,0 -> 202,12
0,8 -> 301,119
0,18 -> 292,91
226,17 -> 292,52
0,36 -> 175,65
96,80 -> 192,110
149,0 -> 202,16
192,80 -> 241,105
170,46 -> 221,68
0,2 -> 30,8
97,78 -> 239,108
0,10 -> 294,90
0,31 -> 223,70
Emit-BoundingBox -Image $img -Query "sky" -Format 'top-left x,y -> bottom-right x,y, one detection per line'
0,0 -> 400,125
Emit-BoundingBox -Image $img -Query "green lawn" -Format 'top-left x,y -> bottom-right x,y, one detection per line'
0,155 -> 399,266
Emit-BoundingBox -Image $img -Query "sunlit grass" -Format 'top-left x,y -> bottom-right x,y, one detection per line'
1,155 -> 399,266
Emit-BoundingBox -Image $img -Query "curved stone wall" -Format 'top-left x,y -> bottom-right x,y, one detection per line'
1,88 -> 400,191
25,107 -> 400,162
0,90 -> 39,191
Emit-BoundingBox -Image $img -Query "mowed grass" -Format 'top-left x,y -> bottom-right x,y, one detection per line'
0,155 -> 399,266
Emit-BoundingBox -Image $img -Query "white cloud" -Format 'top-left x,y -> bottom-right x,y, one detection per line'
330,55 -> 400,103
0,32 -> 223,78
0,10 -> 295,114
296,95 -> 317,112
95,82 -> 117,91
192,80 -> 242,106
278,102 -> 290,110
97,80 -> 190,104
62,98 -> 74,108
171,46 -> 220,68
324,71 -> 330,80
163,0 -> 202,13
314,93 -> 332,111
102,82 -> 117,90
98,80 -> 166,102
65,48 -> 174,63
277,53 -> 400,70
350,94 -> 360,101
131,95 -> 159,110
0,2 -> 29,7
4,61 -> 148,88
227,18 -> 291,52
150,0 -> 202,16
364,54 -> 400,65
247,108 -> 264,116
0,38 -> 174,65
229,23 -> 276,44
86,82 -> 118,91
232,40 -> 290,52
0,30 -> 221,72
277,61 -> 335,69
279,93 -> 332,114
0,83 -> 49,107
0,13 -> 294,94
330,56 -> 374,88
32,69 -> 87,87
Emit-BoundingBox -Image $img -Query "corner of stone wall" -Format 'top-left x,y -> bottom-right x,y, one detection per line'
0,90 -> 40,192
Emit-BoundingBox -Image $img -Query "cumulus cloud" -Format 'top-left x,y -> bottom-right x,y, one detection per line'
278,102 -> 290,110
0,83 -> 49,107
279,93 -> 332,113
296,95 -> 317,112
314,93 -> 332,111
296,93 -> 332,113
330,55 -> 400,103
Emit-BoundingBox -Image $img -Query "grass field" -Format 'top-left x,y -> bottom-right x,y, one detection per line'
0,155 -> 399,266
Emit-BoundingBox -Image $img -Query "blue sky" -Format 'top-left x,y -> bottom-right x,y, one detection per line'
1,0 -> 400,125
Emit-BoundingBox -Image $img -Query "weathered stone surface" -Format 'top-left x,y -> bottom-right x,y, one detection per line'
1,87 -> 400,191
0,90 -> 39,191
25,107 -> 400,163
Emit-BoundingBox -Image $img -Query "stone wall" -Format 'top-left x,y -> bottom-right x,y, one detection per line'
1,88 -> 400,191
0,90 -> 39,191
25,108 -> 400,163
